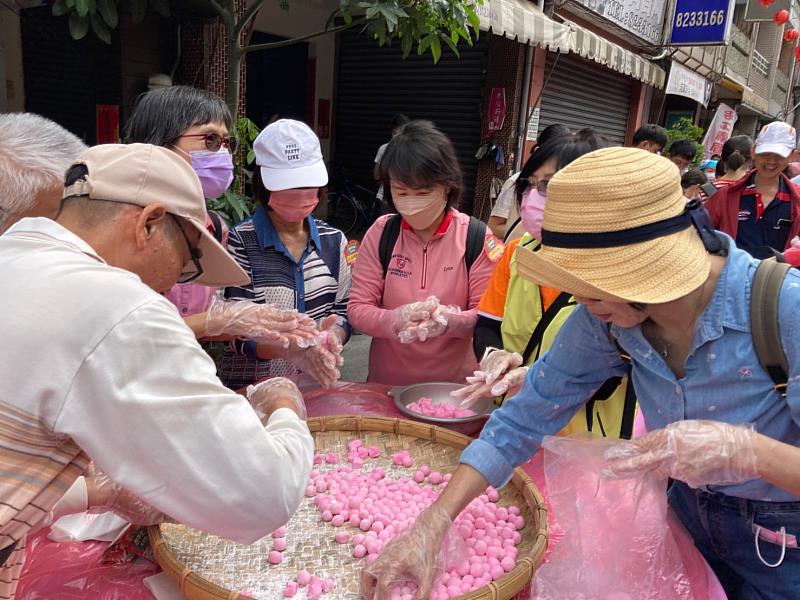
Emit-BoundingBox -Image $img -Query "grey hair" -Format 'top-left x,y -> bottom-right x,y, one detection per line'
0,113 -> 87,232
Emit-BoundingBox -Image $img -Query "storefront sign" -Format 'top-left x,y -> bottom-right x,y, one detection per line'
526,107 -> 540,141
571,0 -> 667,46
702,103 -> 738,159
665,61 -> 713,107
745,0 -> 790,22
669,0 -> 735,46
488,87 -> 506,132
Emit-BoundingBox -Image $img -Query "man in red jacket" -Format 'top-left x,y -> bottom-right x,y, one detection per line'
705,121 -> 800,259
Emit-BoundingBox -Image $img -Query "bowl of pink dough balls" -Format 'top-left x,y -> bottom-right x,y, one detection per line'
391,382 -> 495,435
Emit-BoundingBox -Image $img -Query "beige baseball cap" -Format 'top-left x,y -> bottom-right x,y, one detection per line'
62,143 -> 249,287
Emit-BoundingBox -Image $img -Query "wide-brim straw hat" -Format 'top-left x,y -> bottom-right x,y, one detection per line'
515,146 -> 711,304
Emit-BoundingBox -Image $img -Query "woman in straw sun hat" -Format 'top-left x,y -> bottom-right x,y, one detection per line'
362,146 -> 800,600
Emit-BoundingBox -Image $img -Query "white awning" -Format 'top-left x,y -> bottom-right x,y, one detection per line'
567,21 -> 666,89
476,0 -> 572,53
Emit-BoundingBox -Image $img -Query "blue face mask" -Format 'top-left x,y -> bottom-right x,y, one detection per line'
189,149 -> 234,199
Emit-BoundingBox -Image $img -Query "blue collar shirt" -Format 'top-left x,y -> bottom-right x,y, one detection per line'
462,234 -> 800,502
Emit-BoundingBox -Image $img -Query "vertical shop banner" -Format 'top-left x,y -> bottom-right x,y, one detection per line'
488,87 -> 506,132
526,107 -> 541,141
669,0 -> 735,46
96,105 -> 119,144
702,103 -> 738,159
317,99 -> 330,139
665,62 -> 713,106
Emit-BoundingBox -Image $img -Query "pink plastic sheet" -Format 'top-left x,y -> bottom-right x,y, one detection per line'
303,382 -> 405,419
525,436 -> 726,600
16,529 -> 158,599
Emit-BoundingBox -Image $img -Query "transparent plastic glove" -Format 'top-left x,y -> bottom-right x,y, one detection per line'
360,504 -> 455,600
397,303 -> 464,343
317,315 -> 345,367
391,296 -> 440,338
603,420 -> 759,488
479,348 -> 523,386
247,376 -> 307,420
204,297 -> 317,347
85,472 -> 166,525
285,345 -> 341,389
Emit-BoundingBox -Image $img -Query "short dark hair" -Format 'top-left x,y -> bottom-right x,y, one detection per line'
632,124 -> 668,148
516,128 -> 611,203
391,114 -> 411,131
124,86 -> 232,147
721,135 -> 753,172
681,169 -> 707,188
380,120 -> 463,210
668,139 -> 698,160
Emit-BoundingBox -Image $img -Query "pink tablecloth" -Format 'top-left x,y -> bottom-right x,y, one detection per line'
14,383 -> 715,600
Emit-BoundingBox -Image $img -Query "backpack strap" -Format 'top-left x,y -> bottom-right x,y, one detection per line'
521,292 -> 574,365
751,260 -> 791,398
503,216 -> 522,244
379,214 -> 402,278
465,216 -> 488,272
586,327 -> 637,439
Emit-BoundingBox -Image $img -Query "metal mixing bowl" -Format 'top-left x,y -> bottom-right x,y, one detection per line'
390,381 -> 495,436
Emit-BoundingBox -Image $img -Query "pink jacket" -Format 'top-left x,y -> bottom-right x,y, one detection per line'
348,209 -> 501,385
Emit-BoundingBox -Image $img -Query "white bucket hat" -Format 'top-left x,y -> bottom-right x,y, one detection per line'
254,119 -> 328,191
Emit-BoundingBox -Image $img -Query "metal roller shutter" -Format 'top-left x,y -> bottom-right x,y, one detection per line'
333,29 -> 488,209
539,53 -> 632,145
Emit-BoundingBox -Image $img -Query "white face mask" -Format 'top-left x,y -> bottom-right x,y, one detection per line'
392,189 -> 447,230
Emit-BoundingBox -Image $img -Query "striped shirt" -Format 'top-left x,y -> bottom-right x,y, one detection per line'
219,207 -> 352,389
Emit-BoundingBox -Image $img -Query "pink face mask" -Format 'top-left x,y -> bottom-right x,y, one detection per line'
268,189 -> 319,222
520,187 -> 547,240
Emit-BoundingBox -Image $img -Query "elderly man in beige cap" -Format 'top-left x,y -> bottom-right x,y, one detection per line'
362,147 -> 800,599
0,144 -> 314,599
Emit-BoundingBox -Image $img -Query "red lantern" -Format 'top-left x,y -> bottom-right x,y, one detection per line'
785,28 -> 800,42
774,9 -> 790,24
760,0 -> 774,5
795,45 -> 800,61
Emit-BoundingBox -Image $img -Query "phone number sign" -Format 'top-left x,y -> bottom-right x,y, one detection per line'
669,0 -> 735,46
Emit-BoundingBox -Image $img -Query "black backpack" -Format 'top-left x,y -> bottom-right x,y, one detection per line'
378,214 -> 487,277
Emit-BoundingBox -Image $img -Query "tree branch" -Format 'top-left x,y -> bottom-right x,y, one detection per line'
234,0 -> 265,37
207,0 -> 232,23
240,17 -> 368,55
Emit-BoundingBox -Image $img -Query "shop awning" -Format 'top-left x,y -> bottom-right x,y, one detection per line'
476,0 -> 572,53
566,21 -> 666,89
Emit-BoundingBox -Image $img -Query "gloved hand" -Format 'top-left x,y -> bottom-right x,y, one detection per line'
204,297 -> 318,348
85,472 -> 166,525
397,303 -> 467,344
316,314 -> 345,367
247,377 -> 307,420
451,348 -> 528,408
603,420 -> 759,488
360,504 -> 454,600
390,296 -> 440,338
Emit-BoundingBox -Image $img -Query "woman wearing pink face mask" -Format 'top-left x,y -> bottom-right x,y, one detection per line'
347,120 -> 502,385
451,131 -> 641,440
219,119 -> 352,390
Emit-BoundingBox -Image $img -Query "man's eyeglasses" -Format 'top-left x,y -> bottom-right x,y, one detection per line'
178,133 -> 239,154
170,214 -> 204,283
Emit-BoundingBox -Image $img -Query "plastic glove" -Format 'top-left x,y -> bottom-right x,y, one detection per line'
397,303 -> 463,344
85,472 -> 166,525
317,314 -> 345,367
247,376 -> 307,420
285,345 -> 341,389
451,348 -> 527,408
360,504 -> 455,600
391,296 -> 440,337
204,297 -> 318,348
603,420 -> 759,488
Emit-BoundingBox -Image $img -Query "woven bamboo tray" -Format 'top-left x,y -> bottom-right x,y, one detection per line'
149,415 -> 548,600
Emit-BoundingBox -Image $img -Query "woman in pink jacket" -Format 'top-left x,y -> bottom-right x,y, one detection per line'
348,120 -> 502,385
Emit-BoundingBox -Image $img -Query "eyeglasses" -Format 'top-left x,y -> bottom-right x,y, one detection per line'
521,178 -> 551,195
170,214 -> 204,283
178,133 -> 239,154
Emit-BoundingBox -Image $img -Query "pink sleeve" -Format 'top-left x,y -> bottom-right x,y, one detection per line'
346,216 -> 398,339
447,230 -> 501,338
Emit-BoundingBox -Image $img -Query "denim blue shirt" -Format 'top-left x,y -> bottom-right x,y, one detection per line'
461,234 -> 800,502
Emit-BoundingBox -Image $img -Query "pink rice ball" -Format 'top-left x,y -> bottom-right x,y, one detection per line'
283,581 -> 299,597
268,550 -> 283,565
273,538 -> 288,552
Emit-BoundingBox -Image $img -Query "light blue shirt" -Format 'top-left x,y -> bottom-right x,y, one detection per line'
461,235 -> 800,502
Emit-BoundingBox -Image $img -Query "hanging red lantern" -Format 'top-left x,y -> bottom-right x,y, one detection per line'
759,0 -> 774,5
785,28 -> 800,42
774,9 -> 790,24
795,45 -> 800,61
